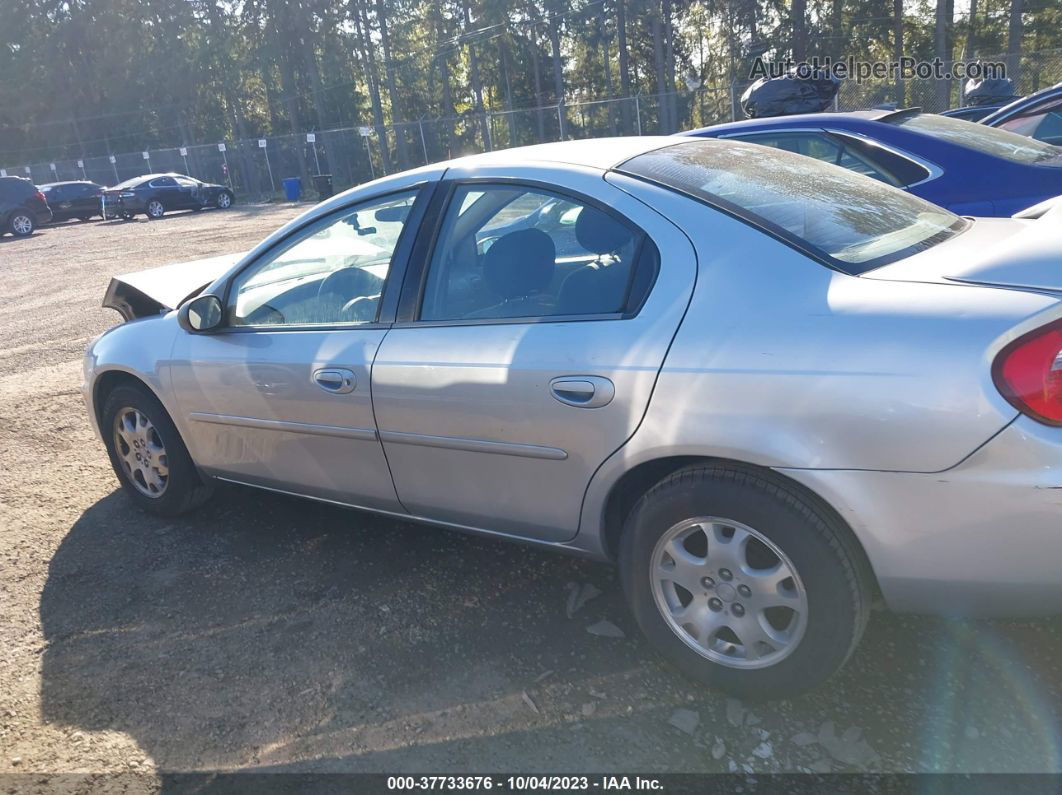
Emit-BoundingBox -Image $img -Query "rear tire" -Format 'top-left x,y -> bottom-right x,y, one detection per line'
145,198 -> 165,219
9,211 -> 34,237
215,190 -> 234,209
619,463 -> 871,700
101,383 -> 214,516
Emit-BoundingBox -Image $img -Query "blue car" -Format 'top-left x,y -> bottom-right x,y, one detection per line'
684,108 -> 1062,216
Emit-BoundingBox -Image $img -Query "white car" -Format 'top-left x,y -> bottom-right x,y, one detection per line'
84,138 -> 1062,698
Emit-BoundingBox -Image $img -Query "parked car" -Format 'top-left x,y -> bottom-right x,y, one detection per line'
684,108 -> 1062,216
103,173 -> 234,220
981,81 -> 1062,145
0,176 -> 52,237
39,180 -> 104,223
84,138 -> 1062,698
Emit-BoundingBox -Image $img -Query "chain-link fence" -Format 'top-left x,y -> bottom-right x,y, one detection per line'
3,49 -> 1059,201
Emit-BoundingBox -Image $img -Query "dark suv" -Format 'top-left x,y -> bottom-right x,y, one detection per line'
39,181 -> 104,223
1,176 -> 52,237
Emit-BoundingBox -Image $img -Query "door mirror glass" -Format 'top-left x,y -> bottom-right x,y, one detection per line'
180,294 -> 224,332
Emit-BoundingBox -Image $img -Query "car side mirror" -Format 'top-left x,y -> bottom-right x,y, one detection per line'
178,294 -> 224,333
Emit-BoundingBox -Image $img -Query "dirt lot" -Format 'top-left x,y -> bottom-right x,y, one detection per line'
1,205 -> 1060,787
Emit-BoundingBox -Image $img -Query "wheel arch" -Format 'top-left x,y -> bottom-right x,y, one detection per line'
598,454 -> 881,598
93,368 -> 166,429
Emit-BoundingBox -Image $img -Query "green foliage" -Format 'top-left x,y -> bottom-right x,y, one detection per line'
1,0 -> 1060,166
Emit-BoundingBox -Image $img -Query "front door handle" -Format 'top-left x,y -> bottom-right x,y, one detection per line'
549,376 -> 615,408
312,368 -> 356,394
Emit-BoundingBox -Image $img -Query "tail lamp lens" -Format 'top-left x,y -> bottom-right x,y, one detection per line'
993,319 -> 1062,426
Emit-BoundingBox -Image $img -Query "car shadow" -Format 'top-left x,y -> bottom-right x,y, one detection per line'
39,486 -> 1062,781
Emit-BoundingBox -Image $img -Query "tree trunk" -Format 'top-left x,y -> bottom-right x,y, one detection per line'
651,4 -> 667,133
933,0 -> 952,111
1006,0 -> 1025,84
966,0 -> 979,59
547,0 -> 565,138
662,0 -> 677,132
375,0 -> 410,168
616,0 -> 633,133
530,34 -> 546,141
598,1 -> 617,135
499,35 -> 518,146
462,0 -> 491,150
792,0 -> 807,62
432,0 -> 456,157
893,0 -> 904,105
353,0 -> 392,173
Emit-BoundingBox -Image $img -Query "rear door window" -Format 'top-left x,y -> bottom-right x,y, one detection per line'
419,183 -> 654,322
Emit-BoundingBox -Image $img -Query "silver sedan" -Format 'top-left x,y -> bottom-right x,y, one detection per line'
83,137 -> 1062,698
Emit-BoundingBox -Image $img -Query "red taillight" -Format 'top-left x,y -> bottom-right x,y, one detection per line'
35,191 -> 46,203
993,319 -> 1062,426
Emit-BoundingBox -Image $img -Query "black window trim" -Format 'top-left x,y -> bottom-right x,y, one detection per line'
210,182 -> 436,334
615,142 -> 967,275
393,175 -> 660,329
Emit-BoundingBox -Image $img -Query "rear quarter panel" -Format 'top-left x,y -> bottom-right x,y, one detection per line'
580,176 -> 1059,543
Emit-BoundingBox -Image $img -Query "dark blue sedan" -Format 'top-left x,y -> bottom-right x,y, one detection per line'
684,108 -> 1062,216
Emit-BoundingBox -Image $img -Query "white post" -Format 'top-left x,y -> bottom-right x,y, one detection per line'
180,147 -> 190,177
418,119 -> 429,163
142,151 -> 151,172
308,133 -> 321,174
556,105 -> 564,140
109,154 -> 119,183
260,139 -> 275,193
634,95 -> 642,135
77,159 -> 86,180
218,143 -> 230,188
364,135 -> 376,180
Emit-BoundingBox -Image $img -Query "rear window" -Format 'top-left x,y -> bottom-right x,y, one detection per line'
884,112 -> 1062,166
618,139 -> 965,274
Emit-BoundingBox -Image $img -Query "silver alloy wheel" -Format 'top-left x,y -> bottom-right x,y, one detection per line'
11,214 -> 33,235
650,516 -> 807,670
113,407 -> 169,497
147,200 -> 164,218
217,192 -> 231,208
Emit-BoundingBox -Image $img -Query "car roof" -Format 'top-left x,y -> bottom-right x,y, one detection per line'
683,109 -> 896,136
981,81 -> 1062,125
447,136 -> 682,171
40,180 -> 97,187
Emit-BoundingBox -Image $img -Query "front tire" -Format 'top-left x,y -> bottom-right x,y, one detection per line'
101,383 -> 213,516
619,464 -> 871,700
9,212 -> 35,237
145,198 -> 165,219
215,190 -> 234,209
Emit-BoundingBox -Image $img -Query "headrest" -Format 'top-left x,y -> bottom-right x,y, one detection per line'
575,207 -> 633,254
483,229 -> 556,299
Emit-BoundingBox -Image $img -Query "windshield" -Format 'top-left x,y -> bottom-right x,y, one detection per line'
618,139 -> 965,273
884,112 -> 1062,165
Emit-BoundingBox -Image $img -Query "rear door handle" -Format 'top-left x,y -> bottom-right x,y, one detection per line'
549,376 -> 615,408
313,368 -> 356,394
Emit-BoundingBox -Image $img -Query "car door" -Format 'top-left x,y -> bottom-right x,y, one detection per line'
47,185 -> 71,216
371,165 -> 697,542
72,183 -> 100,215
174,176 -> 202,208
169,186 -> 431,510
148,176 -> 183,208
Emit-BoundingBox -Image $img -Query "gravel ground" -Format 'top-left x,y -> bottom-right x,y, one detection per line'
1,205 -> 1060,787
